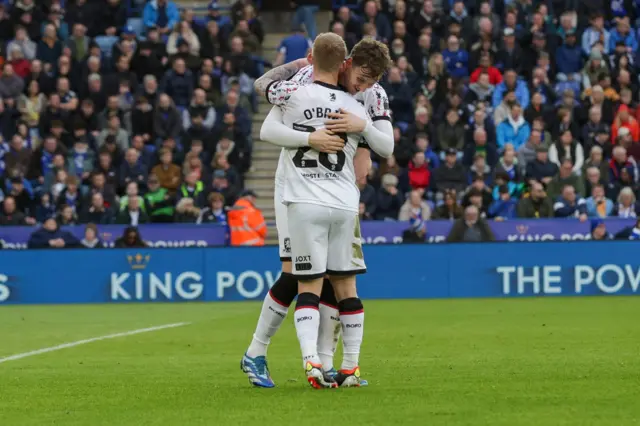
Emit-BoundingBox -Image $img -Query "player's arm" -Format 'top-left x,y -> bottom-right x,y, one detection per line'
354,148 -> 372,187
326,109 -> 394,158
260,106 -> 345,154
254,58 -> 310,97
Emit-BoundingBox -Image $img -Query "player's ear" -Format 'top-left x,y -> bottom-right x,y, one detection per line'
339,58 -> 352,74
306,52 -> 313,65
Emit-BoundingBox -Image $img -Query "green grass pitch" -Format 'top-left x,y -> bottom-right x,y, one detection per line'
1,297 -> 640,426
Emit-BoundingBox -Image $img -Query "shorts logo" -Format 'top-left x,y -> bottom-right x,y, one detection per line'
295,255 -> 312,271
296,263 -> 313,271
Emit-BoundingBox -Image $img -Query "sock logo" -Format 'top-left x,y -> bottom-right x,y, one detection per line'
346,323 -> 362,328
268,306 -> 286,318
296,316 -> 312,323
284,238 -> 291,253
330,316 -> 340,321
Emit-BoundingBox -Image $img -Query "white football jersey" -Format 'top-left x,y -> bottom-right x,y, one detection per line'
272,65 -> 392,189
266,78 -> 368,213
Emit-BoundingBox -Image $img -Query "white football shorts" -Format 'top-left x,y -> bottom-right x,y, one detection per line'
286,202 -> 367,279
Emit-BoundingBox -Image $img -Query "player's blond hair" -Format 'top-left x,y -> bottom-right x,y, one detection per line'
350,39 -> 392,81
312,33 -> 347,73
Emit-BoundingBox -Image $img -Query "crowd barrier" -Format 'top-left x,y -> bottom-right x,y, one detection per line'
0,241 -> 639,305
0,218 -> 636,249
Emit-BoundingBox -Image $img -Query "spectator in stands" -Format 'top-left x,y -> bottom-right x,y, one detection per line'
274,25 -> 310,67
228,190 -> 265,246
548,159 -> 585,199
446,205 -> 495,242
18,80 -> 46,130
9,26 -> 37,61
27,217 -> 80,248
80,192 -> 113,225
433,148 -> 467,195
437,109 -> 465,154
526,146 -> 558,186
375,173 -> 403,220
399,189 -> 431,221
229,20 -> 260,55
215,90 -> 250,141
497,103 -> 530,152
153,93 -> 183,143
37,24 -> 63,71
554,185 -> 587,220
143,174 -> 174,223
174,197 -> 201,223
35,193 -> 56,224
585,184 -> 614,218
0,196 -> 26,226
611,105 -> 640,143
57,175 -> 83,215
442,35 -> 469,80
555,31 -> 582,82
150,148 -> 180,195
0,64 -> 24,100
167,21 -> 201,57
57,204 -> 78,226
548,129 -> 584,175
80,223 -> 104,248
120,148 -> 148,192
97,115 -> 129,152
584,166 -> 604,198
198,192 -> 227,224
183,88 -> 215,132
331,21 -> 356,53
488,184 -> 517,220
382,67 -> 413,125
143,0 -> 180,34
115,226 -> 148,248
492,69 -> 529,110
67,137 -> 95,181
609,146 -> 635,189
613,187 -> 640,218
362,0 -> 391,43
589,219 -> 612,240
517,181 -> 553,218
178,171 -> 206,208
5,135 -> 31,177
116,196 -> 149,225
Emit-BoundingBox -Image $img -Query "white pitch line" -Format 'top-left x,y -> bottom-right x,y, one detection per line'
0,322 -> 190,364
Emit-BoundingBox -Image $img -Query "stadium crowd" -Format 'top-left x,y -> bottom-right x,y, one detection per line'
0,0 -> 265,230
326,0 -> 640,234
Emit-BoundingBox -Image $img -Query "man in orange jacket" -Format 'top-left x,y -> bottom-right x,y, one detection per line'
228,190 -> 267,246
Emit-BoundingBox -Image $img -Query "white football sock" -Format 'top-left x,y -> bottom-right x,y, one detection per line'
317,303 -> 340,371
246,292 -> 289,358
294,306 -> 321,367
340,310 -> 364,370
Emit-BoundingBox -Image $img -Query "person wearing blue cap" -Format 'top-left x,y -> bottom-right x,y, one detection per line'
207,1 -> 233,39
590,219 -> 612,240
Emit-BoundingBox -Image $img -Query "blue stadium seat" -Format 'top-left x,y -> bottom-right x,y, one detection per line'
94,36 -> 118,59
127,18 -> 144,37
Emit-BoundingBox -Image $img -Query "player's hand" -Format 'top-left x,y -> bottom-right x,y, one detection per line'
325,109 -> 366,133
308,129 -> 345,154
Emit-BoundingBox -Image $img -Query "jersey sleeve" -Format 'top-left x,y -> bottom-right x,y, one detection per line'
364,84 -> 392,122
266,80 -> 301,106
